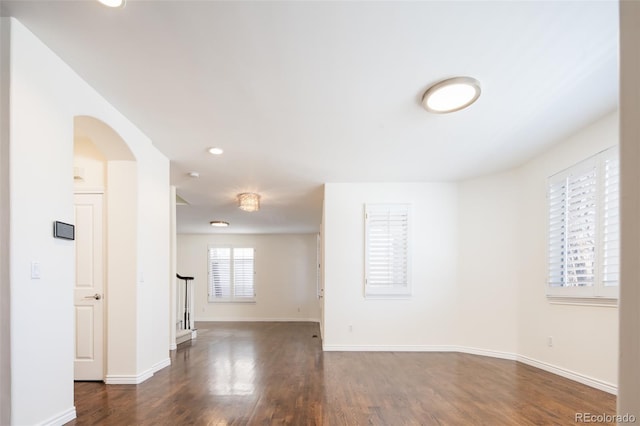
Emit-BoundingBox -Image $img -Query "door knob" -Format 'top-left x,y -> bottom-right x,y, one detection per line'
84,293 -> 102,300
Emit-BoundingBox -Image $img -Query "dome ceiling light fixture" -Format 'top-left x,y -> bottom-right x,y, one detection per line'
208,147 -> 224,155
97,0 -> 125,8
237,193 -> 260,212
210,221 -> 229,227
422,76 -> 481,114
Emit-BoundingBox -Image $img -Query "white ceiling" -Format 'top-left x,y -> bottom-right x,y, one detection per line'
1,0 -> 619,234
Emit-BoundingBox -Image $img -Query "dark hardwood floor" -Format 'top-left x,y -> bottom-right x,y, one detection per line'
68,322 -> 616,425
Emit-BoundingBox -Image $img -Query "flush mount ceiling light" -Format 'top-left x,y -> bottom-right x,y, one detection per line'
208,147 -> 224,155
422,77 -> 481,114
97,0 -> 125,7
210,221 -> 229,227
237,193 -> 260,212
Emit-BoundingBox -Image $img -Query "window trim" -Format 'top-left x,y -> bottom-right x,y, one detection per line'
364,203 -> 411,299
207,246 -> 256,303
546,146 -> 619,302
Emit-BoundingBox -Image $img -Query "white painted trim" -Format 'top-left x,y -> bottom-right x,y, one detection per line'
169,343 -> 177,350
73,188 -> 105,194
516,355 -> 617,395
452,346 -> 517,361
195,317 -> 321,323
176,330 -> 192,345
137,369 -> 154,383
153,358 -> 171,373
174,329 -> 197,346
547,296 -> 618,307
38,407 -> 76,426
105,369 -> 153,385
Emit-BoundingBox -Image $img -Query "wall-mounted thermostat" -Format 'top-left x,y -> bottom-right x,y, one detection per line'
53,221 -> 75,240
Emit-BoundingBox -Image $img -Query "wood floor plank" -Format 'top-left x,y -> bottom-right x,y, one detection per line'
67,322 -> 616,425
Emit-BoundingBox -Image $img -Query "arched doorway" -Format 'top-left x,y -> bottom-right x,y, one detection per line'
73,116 -> 137,381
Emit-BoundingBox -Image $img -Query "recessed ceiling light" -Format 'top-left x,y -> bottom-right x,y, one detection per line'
97,0 -> 125,8
422,77 -> 481,114
210,221 -> 229,227
208,147 -> 224,155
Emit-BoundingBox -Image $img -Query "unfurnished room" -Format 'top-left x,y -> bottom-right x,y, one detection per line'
0,1 -> 639,425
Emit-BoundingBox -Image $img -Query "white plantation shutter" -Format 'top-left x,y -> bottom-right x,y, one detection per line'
602,153 -> 620,289
208,247 -> 255,302
547,146 -> 619,299
209,248 -> 231,299
548,179 -> 567,287
365,204 -> 411,297
565,167 -> 597,287
233,248 -> 255,299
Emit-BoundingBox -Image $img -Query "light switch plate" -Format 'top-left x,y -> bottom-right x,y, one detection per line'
31,261 -> 41,279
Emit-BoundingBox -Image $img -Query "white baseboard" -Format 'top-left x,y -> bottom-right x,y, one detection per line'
153,357 -> 171,373
105,368 -> 153,385
321,344 -> 616,395
453,345 -> 517,361
105,359 -> 171,385
39,407 -> 76,426
137,368 -> 154,383
176,329 -> 192,345
516,354 -> 617,395
195,317 -> 321,323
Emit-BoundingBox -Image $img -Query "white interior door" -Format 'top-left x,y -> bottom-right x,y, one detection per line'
74,193 -> 104,381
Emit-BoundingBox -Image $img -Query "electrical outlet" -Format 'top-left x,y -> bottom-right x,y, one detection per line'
547,336 -> 553,347
348,324 -> 353,332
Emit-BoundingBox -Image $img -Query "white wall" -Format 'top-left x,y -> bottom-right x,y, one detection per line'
457,170 -> 519,355
73,136 -> 106,190
9,18 -> 76,425
322,114 -> 619,390
105,162 -> 138,379
136,148 -> 171,376
322,183 -> 459,350
169,186 -> 177,349
517,112 -> 619,389
618,0 -> 640,417
178,234 -> 320,322
0,16 -> 11,426
6,18 -> 170,425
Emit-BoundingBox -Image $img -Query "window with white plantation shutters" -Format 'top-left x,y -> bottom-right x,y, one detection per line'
208,247 -> 255,302
547,146 -> 619,300
364,204 -> 411,298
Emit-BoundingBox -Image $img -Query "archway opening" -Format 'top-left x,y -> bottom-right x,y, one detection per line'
73,115 -> 137,382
